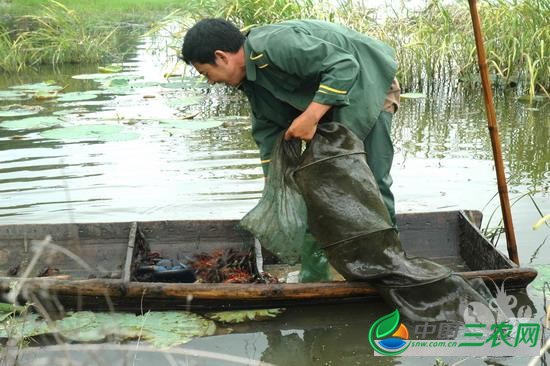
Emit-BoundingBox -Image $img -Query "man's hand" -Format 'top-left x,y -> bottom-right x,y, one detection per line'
284,102 -> 331,141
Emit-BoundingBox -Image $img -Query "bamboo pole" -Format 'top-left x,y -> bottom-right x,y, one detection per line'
468,0 -> 519,264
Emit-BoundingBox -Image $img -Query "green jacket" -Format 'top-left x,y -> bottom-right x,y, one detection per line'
239,20 -> 397,174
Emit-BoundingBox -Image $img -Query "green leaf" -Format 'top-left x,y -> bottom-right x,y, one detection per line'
206,308 -> 284,324
0,90 -> 30,101
0,311 -> 216,348
9,82 -> 62,92
1,116 -> 64,130
130,311 -> 216,348
33,91 -> 58,100
0,303 -> 26,314
0,313 -> 50,339
0,105 -> 43,118
400,92 -> 426,99
105,78 -> 130,87
56,311 -> 120,342
167,95 -> 204,108
40,124 -> 139,142
374,309 -> 400,338
98,65 -> 123,73
529,264 -> 550,296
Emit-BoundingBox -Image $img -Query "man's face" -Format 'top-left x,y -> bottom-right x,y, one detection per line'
193,50 -> 245,87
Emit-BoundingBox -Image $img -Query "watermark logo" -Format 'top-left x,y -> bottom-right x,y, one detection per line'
369,285 -> 544,357
368,309 -> 410,356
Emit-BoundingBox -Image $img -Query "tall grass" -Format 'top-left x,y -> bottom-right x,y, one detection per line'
184,0 -> 548,97
0,0 -> 196,72
2,0 -> 548,97
0,25 -> 24,72
0,1 -> 122,72
2,0 -> 186,21
373,0 -> 549,96
19,1 -> 121,68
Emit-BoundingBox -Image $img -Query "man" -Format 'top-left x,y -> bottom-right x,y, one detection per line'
182,18 -> 400,223
181,21 -> 501,322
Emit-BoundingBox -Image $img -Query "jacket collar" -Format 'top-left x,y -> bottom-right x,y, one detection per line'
243,40 -> 257,82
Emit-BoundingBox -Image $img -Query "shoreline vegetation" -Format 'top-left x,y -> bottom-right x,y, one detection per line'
0,0 -> 548,97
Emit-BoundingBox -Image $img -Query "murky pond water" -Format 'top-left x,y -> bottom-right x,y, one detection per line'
1,33 -> 548,365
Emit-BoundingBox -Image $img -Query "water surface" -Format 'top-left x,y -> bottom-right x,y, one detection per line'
0,34 -> 548,365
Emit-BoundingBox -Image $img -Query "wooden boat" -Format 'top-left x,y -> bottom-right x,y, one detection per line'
0,210 -> 537,312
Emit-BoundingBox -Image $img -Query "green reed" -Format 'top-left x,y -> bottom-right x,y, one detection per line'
1,1 -> 119,72
190,0 -> 548,97
0,0 -> 180,73
0,25 -> 23,72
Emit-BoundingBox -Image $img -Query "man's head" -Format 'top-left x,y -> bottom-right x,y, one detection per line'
182,18 -> 246,87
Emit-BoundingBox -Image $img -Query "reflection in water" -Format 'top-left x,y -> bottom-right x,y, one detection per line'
392,85 -> 549,189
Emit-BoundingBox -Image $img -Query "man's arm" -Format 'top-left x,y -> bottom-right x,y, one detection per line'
284,102 -> 331,140
260,28 -> 360,140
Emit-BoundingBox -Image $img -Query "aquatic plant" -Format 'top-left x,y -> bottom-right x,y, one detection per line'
0,0 -> 150,72
187,0 -> 548,97
219,0 -> 302,28
18,1 -> 121,67
378,0 -> 549,96
0,25 -> 25,72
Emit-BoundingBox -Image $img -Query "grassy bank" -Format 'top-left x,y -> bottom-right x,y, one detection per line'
1,0 -> 185,21
0,0 -> 191,72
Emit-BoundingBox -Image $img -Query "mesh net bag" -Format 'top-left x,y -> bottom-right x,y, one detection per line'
239,138 -> 307,265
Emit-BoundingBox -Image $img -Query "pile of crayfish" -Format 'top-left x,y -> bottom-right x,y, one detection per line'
191,248 -> 278,284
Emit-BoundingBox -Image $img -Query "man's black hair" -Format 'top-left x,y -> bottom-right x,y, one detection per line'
182,18 -> 245,64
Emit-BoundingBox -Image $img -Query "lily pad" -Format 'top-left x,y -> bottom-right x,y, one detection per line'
0,311 -> 216,348
56,92 -> 98,102
104,78 -> 130,88
9,82 -> 62,92
96,77 -> 144,95
206,308 -> 284,324
0,313 -> 50,339
160,119 -> 224,131
167,96 -> 204,108
0,105 -> 43,118
33,91 -> 58,101
98,65 -> 123,73
125,311 -> 216,348
55,312 -> 123,342
400,92 -> 426,99
40,124 -> 139,142
1,116 -> 64,130
56,311 -> 215,346
0,90 -> 31,101
528,264 -> 550,296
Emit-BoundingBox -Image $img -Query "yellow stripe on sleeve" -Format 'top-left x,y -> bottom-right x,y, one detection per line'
250,53 -> 264,60
260,159 -> 271,164
258,64 -> 269,69
319,84 -> 347,95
